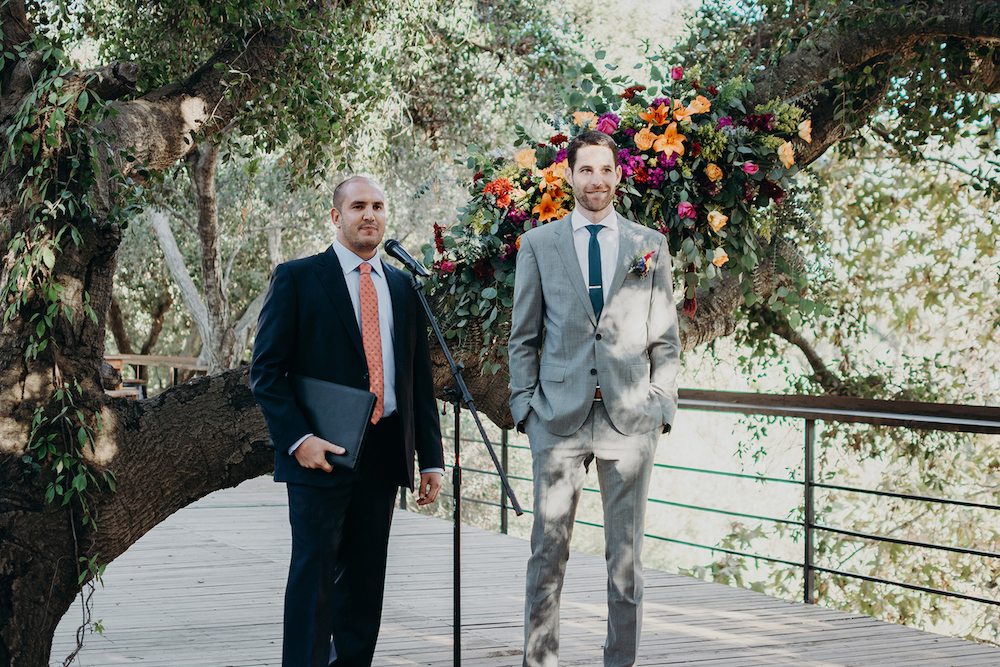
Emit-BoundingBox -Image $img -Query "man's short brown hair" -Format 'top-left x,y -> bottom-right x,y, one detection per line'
566,130 -> 619,170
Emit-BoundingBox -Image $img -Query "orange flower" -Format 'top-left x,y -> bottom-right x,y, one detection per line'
540,159 -> 566,191
638,103 -> 671,128
515,235 -> 522,250
707,210 -> 728,232
712,247 -> 729,267
652,122 -> 685,157
515,148 -> 537,170
548,183 -> 568,200
532,192 -> 569,222
779,141 -> 795,168
634,127 -> 656,151
688,95 -> 711,114
672,100 -> 692,123
705,163 -> 723,182
572,111 -> 597,128
483,177 -> 515,208
798,119 -> 812,143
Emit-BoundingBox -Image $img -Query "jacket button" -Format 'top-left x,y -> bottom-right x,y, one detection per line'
363,373 -> 369,380
596,334 -> 602,340
590,368 -> 597,375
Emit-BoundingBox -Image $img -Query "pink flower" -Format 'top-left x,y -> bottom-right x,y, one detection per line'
743,162 -> 759,175
595,113 -> 620,134
671,66 -> 684,81
434,260 -> 456,274
678,202 -> 697,219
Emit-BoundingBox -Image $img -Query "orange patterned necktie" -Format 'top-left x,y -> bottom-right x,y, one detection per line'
359,262 -> 383,424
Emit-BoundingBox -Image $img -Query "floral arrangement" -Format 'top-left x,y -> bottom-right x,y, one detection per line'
423,62 -> 811,362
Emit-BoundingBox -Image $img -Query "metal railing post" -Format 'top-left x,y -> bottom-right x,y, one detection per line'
500,429 -> 509,534
804,418 -> 816,604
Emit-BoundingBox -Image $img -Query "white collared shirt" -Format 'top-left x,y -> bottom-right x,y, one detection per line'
571,208 -> 619,307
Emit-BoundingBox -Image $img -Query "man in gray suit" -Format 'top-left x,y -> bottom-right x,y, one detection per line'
509,130 -> 681,667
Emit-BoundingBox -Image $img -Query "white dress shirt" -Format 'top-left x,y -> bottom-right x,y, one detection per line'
571,208 -> 619,306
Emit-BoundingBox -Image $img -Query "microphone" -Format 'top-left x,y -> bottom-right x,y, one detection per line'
383,239 -> 431,277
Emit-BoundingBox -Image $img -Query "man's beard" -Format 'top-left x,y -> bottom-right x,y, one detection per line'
576,188 -> 614,212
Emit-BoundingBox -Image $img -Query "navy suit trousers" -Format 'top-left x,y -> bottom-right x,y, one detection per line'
282,415 -> 402,667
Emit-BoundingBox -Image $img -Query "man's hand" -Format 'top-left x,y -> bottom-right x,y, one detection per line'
416,471 -> 443,506
293,435 -> 346,472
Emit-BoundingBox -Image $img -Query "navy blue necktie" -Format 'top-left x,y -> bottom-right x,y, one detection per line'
586,224 -> 603,319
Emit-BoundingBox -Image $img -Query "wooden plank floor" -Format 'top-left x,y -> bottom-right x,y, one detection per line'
52,477 -> 1000,666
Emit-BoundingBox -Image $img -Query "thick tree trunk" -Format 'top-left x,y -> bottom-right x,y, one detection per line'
0,3 -> 288,661
0,369 -> 272,665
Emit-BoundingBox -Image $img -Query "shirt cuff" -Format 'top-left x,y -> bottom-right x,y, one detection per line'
288,433 -> 313,455
420,467 -> 445,475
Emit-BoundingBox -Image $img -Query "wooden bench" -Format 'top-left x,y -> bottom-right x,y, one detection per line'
105,354 -> 209,398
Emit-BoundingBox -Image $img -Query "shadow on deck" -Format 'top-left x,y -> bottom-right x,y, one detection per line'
52,477 -> 1000,666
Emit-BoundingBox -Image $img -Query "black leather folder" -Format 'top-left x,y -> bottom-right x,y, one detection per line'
289,374 -> 376,471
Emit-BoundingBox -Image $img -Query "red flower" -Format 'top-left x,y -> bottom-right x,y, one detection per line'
550,133 -> 568,145
692,80 -> 700,91
433,223 -> 446,254
692,142 -> 702,157
708,85 -> 718,96
473,171 -> 485,182
472,258 -> 493,281
619,85 -> 647,101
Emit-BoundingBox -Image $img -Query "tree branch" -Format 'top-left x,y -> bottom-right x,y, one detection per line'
748,1 -> 1000,165
753,304 -> 844,393
149,209 -> 210,342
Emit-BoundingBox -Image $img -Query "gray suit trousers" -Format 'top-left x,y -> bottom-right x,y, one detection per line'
523,401 -> 658,667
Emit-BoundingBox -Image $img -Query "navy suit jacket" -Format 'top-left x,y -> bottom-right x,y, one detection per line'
250,245 -> 444,489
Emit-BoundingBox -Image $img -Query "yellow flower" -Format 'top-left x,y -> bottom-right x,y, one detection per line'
532,192 -> 569,222
779,141 -> 795,168
638,103 -> 671,128
712,247 -> 729,267
572,111 -> 597,128
798,119 -> 812,143
634,127 -> 656,151
708,210 -> 728,232
652,122 -> 685,157
688,95 -> 711,115
515,148 -> 537,170
705,163 -> 723,182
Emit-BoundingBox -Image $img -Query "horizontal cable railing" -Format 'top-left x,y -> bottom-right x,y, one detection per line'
418,388 -> 1000,611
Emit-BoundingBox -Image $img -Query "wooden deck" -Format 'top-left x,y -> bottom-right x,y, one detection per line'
52,477 -> 1000,666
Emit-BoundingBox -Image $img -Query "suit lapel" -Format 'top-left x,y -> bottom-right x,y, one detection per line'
385,265 -> 408,372
553,218 -> 597,325
316,246 -> 365,357
605,215 -> 642,305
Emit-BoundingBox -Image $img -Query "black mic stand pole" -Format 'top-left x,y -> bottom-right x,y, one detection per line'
399,269 -> 523,667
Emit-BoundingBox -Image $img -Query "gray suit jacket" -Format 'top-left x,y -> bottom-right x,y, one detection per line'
508,214 -> 681,437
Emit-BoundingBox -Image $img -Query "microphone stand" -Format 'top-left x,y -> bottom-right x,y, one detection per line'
396,261 -> 523,667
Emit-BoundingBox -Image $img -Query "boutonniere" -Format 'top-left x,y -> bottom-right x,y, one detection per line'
630,249 -> 655,278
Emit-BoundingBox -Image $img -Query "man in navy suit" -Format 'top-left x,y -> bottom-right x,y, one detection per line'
250,176 -> 445,667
